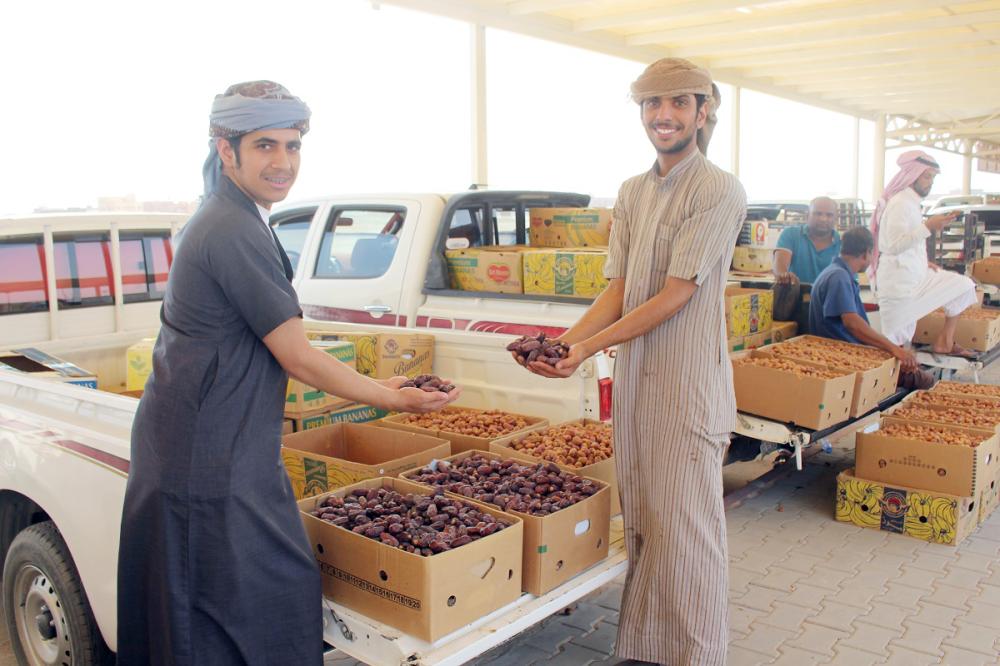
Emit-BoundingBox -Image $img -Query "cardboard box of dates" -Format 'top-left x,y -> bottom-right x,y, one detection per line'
756,335 -> 899,418
836,468 -> 978,546
914,307 -> 1000,353
490,419 -> 620,516
855,416 -> 1000,498
282,423 -> 450,499
885,390 -> 1000,434
731,350 -> 855,429
298,477 -> 523,641
379,406 -> 548,454
402,450 -> 611,595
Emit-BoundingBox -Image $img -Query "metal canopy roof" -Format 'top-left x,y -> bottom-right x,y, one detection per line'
380,0 -> 1000,146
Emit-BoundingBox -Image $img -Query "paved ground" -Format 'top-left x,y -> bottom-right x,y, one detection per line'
5,373 -> 1000,665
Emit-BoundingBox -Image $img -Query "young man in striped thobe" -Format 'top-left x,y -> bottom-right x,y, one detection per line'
518,58 -> 746,665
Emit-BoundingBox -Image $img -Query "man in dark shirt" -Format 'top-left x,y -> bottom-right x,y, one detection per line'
810,227 -> 933,388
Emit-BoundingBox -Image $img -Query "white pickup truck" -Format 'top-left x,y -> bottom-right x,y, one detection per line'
0,191 -> 617,664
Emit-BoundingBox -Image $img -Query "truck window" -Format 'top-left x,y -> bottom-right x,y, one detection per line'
0,236 -> 47,315
271,207 -> 316,277
493,208 -> 517,246
120,232 -> 173,303
52,233 -> 114,309
447,207 -> 484,248
314,208 -> 406,279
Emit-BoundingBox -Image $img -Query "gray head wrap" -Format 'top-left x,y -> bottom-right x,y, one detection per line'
202,80 -> 311,196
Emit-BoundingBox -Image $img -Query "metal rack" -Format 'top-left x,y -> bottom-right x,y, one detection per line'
731,388 -> 909,471
926,212 -> 984,273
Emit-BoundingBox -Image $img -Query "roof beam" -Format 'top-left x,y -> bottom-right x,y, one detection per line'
749,45 -> 1000,79
709,28 -> 1000,68
626,0 -> 952,46
822,79 -> 1000,102
666,9 -> 1000,58
377,0 -> 873,119
506,0 -> 595,16
772,57 -> 1000,90
573,0 -> 795,33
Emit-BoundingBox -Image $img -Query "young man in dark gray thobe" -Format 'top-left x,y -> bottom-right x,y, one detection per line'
117,81 -> 457,665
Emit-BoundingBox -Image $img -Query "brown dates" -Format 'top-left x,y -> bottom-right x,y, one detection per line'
507,334 -> 570,367
409,454 -> 599,516
309,486 -> 508,556
398,408 -> 529,438
398,374 -> 456,394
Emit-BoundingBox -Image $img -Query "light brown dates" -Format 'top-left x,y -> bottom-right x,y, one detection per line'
398,409 -> 529,438
507,422 -> 613,468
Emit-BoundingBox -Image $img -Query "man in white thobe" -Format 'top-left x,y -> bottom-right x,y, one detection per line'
870,150 -> 977,353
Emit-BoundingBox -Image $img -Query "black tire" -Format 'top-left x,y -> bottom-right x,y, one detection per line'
2,521 -> 111,666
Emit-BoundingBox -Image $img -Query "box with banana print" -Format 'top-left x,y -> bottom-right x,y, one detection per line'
836,468 -> 979,546
522,248 -> 609,299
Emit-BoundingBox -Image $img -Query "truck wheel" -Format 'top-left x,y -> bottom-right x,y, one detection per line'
3,521 -> 110,666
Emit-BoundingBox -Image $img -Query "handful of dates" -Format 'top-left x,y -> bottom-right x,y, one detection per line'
507,334 -> 570,366
398,374 -> 456,394
309,486 -> 509,556
410,454 -> 600,516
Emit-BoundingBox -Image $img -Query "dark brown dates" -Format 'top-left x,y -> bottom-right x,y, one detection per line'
398,374 -> 456,394
309,487 -> 506,556
506,334 -> 570,366
409,454 -> 599,516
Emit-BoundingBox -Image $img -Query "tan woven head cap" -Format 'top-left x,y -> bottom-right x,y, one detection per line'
630,57 -> 713,103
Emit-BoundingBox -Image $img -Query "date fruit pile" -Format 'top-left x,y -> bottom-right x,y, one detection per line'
909,391 -> 1000,412
506,422 -> 613,468
890,405 -> 1000,429
308,486 -> 508,556
396,409 -> 530,438
765,344 -> 872,371
507,334 -> 570,366
932,381 -> 1000,399
398,374 -> 456,393
733,355 -> 846,379
878,422 -> 986,447
409,454 -> 600,516
784,337 -> 892,365
958,307 -> 1000,321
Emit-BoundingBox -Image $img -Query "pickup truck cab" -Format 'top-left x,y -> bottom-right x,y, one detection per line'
272,190 -> 614,421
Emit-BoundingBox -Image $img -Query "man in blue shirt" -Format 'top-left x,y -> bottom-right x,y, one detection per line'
773,196 -> 841,284
810,227 -> 932,388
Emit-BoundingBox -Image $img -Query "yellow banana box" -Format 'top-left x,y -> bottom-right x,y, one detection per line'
522,248 -> 609,299
126,337 -> 157,391
285,340 -> 356,415
306,330 -> 433,379
725,286 -> 773,338
836,468 -> 978,546
528,208 -> 611,248
445,246 -> 528,294
281,422 -> 450,499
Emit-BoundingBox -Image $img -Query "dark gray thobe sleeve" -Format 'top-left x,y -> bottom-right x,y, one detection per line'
206,226 -> 302,339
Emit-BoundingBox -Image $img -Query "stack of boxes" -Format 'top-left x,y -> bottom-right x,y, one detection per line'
445,208 -> 612,299
914,306 -> 1000,353
731,220 -> 777,274
842,382 -> 1000,546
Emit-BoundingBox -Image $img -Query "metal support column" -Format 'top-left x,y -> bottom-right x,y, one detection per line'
962,139 -> 973,195
873,113 -> 887,200
851,116 -> 860,200
470,24 -> 488,189
730,85 -> 741,179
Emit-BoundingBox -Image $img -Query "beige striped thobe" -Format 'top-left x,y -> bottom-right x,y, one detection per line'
607,149 -> 746,666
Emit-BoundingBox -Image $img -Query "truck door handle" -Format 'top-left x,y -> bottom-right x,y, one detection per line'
363,304 -> 393,314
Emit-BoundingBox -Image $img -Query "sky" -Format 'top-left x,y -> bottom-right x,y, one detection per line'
2,0 -> 999,216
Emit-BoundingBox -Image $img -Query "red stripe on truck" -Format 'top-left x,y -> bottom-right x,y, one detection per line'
303,305 -> 568,338
55,439 -> 130,475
